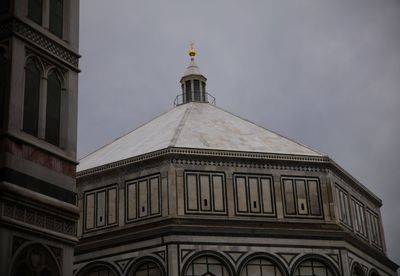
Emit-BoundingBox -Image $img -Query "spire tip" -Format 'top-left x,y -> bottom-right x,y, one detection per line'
188,43 -> 196,60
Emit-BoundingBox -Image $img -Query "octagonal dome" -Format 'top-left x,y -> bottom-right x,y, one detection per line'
78,102 -> 323,172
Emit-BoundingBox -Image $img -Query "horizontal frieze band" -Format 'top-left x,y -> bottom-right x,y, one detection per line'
1,199 -> 77,236
0,17 -> 80,69
1,167 -> 77,204
77,147 -> 330,177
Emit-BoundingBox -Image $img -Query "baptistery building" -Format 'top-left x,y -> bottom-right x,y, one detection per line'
73,48 -> 398,276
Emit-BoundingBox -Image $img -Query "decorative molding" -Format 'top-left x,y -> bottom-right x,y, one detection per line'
224,251 -> 245,263
173,158 -> 328,172
327,253 -> 340,266
0,18 -> 79,69
180,249 -> 195,261
2,200 -> 76,236
115,258 -> 134,273
11,236 -> 63,267
12,236 -> 29,256
348,256 -> 354,267
77,147 -> 329,177
154,250 -> 166,261
277,253 -> 298,265
48,245 -> 63,266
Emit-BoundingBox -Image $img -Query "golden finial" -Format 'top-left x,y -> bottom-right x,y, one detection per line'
188,43 -> 196,60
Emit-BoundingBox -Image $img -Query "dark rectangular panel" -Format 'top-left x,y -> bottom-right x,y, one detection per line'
187,174 -> 198,211
236,177 -> 248,213
200,175 -> 211,211
127,182 -> 137,220
283,179 -> 296,215
261,178 -> 273,213
107,188 -> 117,225
85,193 -> 95,230
96,191 -> 106,227
296,180 -> 308,215
249,177 -> 260,213
212,175 -> 224,212
150,177 -> 160,215
194,80 -> 200,101
138,180 -> 148,217
307,180 -> 321,216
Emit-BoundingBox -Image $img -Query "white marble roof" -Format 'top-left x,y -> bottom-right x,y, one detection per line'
78,102 -> 323,172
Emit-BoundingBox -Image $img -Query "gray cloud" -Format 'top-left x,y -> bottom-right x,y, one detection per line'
78,0 -> 400,264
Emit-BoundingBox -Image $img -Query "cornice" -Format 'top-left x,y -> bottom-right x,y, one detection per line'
77,147 -> 330,177
0,17 -> 80,71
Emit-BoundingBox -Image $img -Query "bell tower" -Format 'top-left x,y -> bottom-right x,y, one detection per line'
0,0 -> 80,275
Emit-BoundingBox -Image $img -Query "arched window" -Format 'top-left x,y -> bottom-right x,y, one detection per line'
352,263 -> 365,276
0,46 -> 9,129
28,0 -> 43,25
294,259 -> 334,276
11,243 -> 59,276
49,0 -> 63,37
240,258 -> 283,276
131,261 -> 162,276
185,256 -> 230,276
83,266 -> 116,276
185,80 -> 192,102
369,271 -> 379,276
23,60 -> 41,137
45,71 -> 62,146
193,80 -> 200,101
0,0 -> 9,14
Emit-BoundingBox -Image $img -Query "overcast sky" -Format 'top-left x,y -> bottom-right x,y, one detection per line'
78,0 -> 400,265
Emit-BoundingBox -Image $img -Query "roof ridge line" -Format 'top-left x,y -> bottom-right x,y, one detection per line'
209,104 -> 326,156
168,103 -> 192,147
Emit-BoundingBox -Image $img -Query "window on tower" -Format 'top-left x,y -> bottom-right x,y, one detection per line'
0,0 -> 10,14
0,47 -> 9,129
23,60 -> 41,137
45,71 -> 62,145
49,0 -> 64,38
193,80 -> 200,101
201,81 -> 206,101
185,80 -> 192,102
28,0 -> 43,25
22,56 -> 65,148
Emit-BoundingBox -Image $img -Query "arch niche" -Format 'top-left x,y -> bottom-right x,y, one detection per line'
238,253 -> 288,276
10,243 -> 60,276
182,252 -> 234,276
127,256 -> 165,276
291,255 -> 340,276
76,261 -> 118,276
351,263 -> 366,276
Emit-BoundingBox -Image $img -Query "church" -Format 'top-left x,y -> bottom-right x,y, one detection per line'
73,47 -> 398,276
0,1 -> 398,276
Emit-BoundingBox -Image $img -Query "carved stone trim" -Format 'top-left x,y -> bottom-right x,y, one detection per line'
0,18 -> 79,69
77,147 -> 330,177
2,200 -> 76,236
172,158 -> 327,172
12,236 -> 29,256
48,245 -> 63,267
